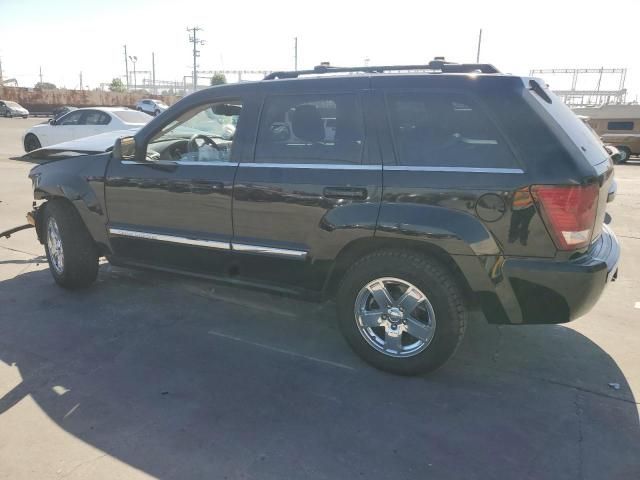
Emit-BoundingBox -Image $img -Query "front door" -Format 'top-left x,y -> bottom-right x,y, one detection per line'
231,80 -> 382,293
105,95 -> 250,276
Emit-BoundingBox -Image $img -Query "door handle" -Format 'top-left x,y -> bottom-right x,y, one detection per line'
323,186 -> 368,200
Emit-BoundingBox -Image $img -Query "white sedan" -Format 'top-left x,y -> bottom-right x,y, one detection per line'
22,107 -> 151,152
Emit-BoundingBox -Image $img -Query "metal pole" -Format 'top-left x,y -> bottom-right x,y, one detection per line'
476,29 -> 482,63
79,71 -> 83,91
124,45 -> 129,90
193,29 -> 197,91
39,66 -> 43,85
294,37 -> 298,71
0,57 -> 3,85
152,52 -> 156,94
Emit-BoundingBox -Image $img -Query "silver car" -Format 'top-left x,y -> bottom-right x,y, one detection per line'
0,100 -> 29,118
135,99 -> 168,116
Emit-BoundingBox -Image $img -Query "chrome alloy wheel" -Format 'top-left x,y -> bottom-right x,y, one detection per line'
354,277 -> 436,358
47,217 -> 64,274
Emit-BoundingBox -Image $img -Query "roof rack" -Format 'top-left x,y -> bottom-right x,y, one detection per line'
264,58 -> 500,80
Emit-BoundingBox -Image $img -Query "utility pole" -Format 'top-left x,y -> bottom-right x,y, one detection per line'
476,28 -> 483,63
187,26 -> 205,92
152,52 -> 156,94
39,66 -> 43,85
0,57 -> 3,85
123,45 -> 129,90
79,71 -> 83,91
294,37 -> 298,71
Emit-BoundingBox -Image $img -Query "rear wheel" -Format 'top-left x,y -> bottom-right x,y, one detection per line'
24,133 -> 41,152
337,250 -> 467,375
43,201 -> 99,289
616,146 -> 631,163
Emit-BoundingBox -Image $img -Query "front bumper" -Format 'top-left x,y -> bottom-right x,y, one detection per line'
501,224 -> 619,324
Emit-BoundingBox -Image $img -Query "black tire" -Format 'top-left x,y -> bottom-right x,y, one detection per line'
337,250 -> 467,375
43,200 -> 99,289
24,133 -> 41,152
616,146 -> 631,164
154,109 -> 161,116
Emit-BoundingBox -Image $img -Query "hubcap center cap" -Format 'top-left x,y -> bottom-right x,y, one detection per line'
387,307 -> 404,323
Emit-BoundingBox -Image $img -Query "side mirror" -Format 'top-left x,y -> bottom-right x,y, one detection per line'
48,119 -> 56,125
112,136 -> 137,161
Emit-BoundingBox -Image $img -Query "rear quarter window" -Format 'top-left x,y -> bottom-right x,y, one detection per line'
525,78 -> 608,166
385,91 -> 518,168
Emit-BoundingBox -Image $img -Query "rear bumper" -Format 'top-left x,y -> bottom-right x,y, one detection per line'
500,224 -> 619,324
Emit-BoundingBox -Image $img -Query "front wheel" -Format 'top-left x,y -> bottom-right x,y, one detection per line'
154,109 -> 161,116
43,201 -> 99,289
337,250 -> 467,375
24,133 -> 41,152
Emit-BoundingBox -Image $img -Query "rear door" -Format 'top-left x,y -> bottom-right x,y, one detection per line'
231,78 -> 382,292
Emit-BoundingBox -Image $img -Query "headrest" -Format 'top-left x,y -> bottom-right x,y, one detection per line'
291,104 -> 324,142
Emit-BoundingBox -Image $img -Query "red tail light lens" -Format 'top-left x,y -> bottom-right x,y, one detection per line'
530,184 -> 599,250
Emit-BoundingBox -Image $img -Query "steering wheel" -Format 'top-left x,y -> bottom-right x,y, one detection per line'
187,134 -> 220,153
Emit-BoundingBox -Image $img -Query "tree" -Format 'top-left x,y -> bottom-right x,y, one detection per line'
210,73 -> 227,86
109,78 -> 126,93
35,82 -> 57,90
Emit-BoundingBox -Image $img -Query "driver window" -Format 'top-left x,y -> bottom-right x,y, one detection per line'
146,100 -> 242,163
58,111 -> 84,126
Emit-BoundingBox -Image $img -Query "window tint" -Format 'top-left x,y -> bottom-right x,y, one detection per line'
386,92 -> 517,168
58,111 -> 84,125
83,110 -> 111,125
607,121 -> 634,131
255,93 -> 364,164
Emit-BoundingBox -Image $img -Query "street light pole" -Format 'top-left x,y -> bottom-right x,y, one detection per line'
129,55 -> 138,91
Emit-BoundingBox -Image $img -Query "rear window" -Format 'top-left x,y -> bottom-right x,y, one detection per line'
386,92 -> 517,168
607,121 -> 634,131
526,79 -> 608,166
113,110 -> 152,124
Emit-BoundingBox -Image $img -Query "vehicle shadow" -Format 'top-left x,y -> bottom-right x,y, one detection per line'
0,266 -> 638,480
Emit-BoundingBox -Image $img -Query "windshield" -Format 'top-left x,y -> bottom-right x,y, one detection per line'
112,110 -> 153,124
151,103 -> 241,143
6,101 -> 21,108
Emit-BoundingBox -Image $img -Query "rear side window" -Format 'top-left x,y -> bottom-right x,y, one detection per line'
83,111 -> 111,125
255,93 -> 364,164
607,121 -> 634,131
386,92 -> 517,168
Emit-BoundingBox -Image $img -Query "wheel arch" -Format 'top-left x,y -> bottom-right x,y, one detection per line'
322,237 -> 475,304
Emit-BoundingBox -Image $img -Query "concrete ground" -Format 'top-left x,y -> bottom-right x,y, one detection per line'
0,117 -> 638,480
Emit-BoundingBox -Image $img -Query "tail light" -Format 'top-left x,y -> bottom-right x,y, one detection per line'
530,184 -> 599,250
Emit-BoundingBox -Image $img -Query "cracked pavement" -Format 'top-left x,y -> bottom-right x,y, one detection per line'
0,117 -> 639,479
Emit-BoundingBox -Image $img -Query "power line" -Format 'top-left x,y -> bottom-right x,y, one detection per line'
187,26 -> 205,92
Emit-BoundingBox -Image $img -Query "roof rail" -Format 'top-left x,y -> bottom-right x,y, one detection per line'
264,58 -> 500,80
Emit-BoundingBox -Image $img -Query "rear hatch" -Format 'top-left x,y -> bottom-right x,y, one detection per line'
525,78 -> 614,246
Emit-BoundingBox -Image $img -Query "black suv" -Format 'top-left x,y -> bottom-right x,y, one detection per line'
27,60 -> 620,375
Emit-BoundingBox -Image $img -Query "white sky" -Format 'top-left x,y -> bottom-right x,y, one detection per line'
1,0 -> 639,98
